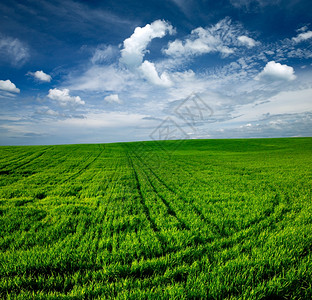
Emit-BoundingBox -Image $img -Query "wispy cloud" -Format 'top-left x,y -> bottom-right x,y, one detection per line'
32,0 -> 135,36
169,0 -> 197,19
292,30 -> 312,43
163,18 -> 239,58
230,0 -> 281,10
163,17 -> 260,61
0,35 -> 29,66
58,111 -> 149,128
91,45 -> 119,65
230,88 -> 312,123
67,64 -> 133,92
297,25 -> 309,33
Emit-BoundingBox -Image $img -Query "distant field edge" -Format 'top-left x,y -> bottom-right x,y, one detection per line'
0,136 -> 311,148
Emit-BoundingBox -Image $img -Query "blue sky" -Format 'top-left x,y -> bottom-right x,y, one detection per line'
0,0 -> 312,145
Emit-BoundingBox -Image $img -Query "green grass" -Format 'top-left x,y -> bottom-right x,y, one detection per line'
0,138 -> 311,299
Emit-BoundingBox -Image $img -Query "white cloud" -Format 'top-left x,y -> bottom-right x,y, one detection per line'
28,70 -> 52,82
47,88 -> 85,107
58,111 -> 148,128
104,94 -> 122,103
120,20 -> 175,68
36,107 -> 60,116
139,60 -> 173,87
0,36 -> 29,66
163,18 -> 239,58
292,30 -> 312,43
67,65 -> 133,92
167,70 -> 210,100
0,80 -> 20,93
287,48 -> 312,59
42,109 -> 59,116
255,61 -> 296,81
170,0 -> 191,15
297,26 -> 308,33
230,0 -> 281,9
238,35 -> 258,48
91,45 -> 118,64
230,88 -> 312,123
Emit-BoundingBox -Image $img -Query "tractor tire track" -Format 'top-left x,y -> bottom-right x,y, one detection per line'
97,158 -> 123,213
0,147 -> 51,173
141,154 -> 289,239
60,146 -> 105,184
0,148 -> 78,188
130,148 -> 190,231
125,148 -> 167,250
130,145 -> 223,237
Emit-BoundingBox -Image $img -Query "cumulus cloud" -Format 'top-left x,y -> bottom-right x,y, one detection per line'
120,20 -> 175,68
28,70 -> 52,82
0,36 -> 29,66
238,35 -> 258,47
292,30 -> 312,43
104,94 -> 122,103
139,60 -> 173,87
163,18 -> 239,58
47,88 -> 85,107
255,61 -> 296,81
0,80 -> 20,93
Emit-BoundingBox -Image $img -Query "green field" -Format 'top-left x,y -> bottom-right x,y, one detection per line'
0,138 -> 311,299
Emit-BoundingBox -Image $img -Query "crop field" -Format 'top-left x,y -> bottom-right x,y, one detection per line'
0,138 -> 311,299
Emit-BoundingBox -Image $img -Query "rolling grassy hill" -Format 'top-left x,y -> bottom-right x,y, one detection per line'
0,138 -> 311,299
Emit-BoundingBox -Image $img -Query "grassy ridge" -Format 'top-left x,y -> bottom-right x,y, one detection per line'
0,138 -> 311,299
